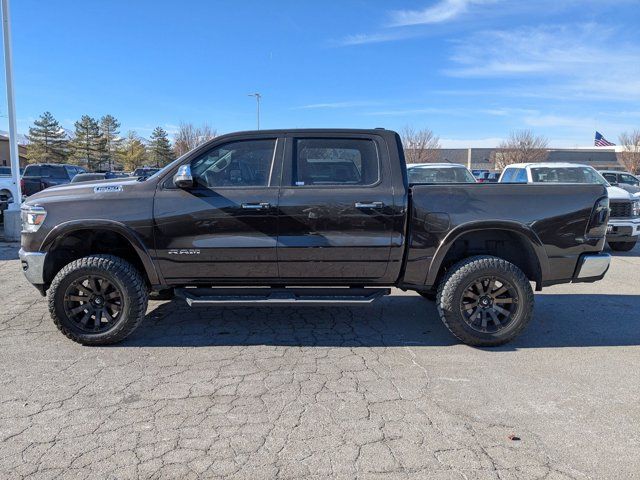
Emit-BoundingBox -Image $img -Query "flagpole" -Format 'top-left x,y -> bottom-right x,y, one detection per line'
1,0 -> 22,209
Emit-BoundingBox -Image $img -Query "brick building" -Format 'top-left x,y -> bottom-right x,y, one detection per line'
0,135 -> 28,168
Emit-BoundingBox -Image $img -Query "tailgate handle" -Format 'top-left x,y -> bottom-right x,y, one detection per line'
241,202 -> 271,210
355,201 -> 384,209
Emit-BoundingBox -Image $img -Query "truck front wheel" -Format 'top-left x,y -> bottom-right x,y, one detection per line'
436,255 -> 534,347
48,255 -> 149,345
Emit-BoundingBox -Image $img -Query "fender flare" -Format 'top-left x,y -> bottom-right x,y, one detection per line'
40,219 -> 161,285
425,220 -> 549,287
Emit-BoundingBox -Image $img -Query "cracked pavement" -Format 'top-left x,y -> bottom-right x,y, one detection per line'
0,241 -> 639,479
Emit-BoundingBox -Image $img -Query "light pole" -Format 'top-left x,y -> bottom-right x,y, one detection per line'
248,93 -> 261,130
1,0 -> 22,208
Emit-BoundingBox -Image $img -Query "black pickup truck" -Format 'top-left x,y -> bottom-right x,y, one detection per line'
21,163 -> 87,196
19,129 -> 611,347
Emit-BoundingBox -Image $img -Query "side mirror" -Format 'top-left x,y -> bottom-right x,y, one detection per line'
173,165 -> 194,189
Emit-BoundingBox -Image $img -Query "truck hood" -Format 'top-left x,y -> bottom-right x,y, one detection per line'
606,185 -> 634,200
25,177 -> 144,204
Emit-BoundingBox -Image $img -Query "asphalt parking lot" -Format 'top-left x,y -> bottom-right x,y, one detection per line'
0,241 -> 638,480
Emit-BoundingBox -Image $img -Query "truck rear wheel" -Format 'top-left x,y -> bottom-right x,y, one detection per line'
48,255 -> 148,345
608,241 -> 636,252
436,255 -> 534,347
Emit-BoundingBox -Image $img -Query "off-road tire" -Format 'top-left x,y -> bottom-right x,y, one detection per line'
436,255 -> 534,347
609,241 -> 636,252
49,255 -> 148,345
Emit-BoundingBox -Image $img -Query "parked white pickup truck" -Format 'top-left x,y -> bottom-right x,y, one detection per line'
0,176 -> 16,218
499,163 -> 640,252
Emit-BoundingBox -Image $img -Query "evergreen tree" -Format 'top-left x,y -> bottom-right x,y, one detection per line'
26,111 -> 69,163
148,126 -> 174,167
98,114 -> 122,171
117,131 -> 148,171
70,115 -> 102,169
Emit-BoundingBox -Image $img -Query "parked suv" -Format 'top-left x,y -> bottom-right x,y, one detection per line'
599,170 -> 640,195
499,163 -> 640,251
21,164 -> 87,196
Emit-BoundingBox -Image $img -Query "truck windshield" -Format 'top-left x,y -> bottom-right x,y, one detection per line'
408,167 -> 476,184
530,167 -> 609,186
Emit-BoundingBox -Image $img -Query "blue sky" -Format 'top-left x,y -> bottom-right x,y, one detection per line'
1,0 -> 639,147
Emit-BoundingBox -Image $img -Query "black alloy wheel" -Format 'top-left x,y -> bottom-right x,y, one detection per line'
63,275 -> 124,333
49,255 -> 148,345
436,255 -> 534,347
459,276 -> 518,333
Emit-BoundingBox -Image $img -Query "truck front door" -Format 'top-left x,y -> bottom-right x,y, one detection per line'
153,136 -> 283,282
276,134 -> 396,281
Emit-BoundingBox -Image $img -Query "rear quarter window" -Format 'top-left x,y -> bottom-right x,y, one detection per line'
23,165 -> 41,177
514,169 -> 528,183
500,168 -> 515,182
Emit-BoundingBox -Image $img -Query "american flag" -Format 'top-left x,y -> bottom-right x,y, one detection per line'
594,131 -> 615,146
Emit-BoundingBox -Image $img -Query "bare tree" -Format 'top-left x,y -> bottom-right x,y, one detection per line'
173,122 -> 217,157
401,126 -> 441,164
492,130 -> 548,169
618,130 -> 640,174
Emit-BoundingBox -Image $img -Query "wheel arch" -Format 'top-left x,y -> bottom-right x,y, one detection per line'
426,221 -> 549,290
0,188 -> 12,204
40,220 -> 160,287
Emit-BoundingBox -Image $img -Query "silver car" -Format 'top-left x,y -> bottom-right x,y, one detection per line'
407,163 -> 476,184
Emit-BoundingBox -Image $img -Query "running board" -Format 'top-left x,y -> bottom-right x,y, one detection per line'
175,287 -> 390,307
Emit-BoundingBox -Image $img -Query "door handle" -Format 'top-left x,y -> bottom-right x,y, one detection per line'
355,201 -> 384,209
241,202 -> 271,210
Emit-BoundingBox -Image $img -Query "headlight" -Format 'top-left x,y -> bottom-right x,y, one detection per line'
633,200 -> 640,217
21,205 -> 47,233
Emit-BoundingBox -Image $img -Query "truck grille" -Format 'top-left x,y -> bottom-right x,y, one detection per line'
610,201 -> 632,218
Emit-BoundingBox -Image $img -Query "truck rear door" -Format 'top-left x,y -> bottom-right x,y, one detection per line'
276,133 -> 397,281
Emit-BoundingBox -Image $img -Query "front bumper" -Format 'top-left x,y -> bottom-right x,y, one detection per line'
573,252 -> 610,282
19,248 -> 47,285
607,218 -> 640,242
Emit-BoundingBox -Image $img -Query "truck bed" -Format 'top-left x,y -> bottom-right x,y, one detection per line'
403,182 -> 608,287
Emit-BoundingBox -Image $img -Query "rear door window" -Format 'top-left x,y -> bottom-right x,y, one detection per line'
293,138 -> 379,186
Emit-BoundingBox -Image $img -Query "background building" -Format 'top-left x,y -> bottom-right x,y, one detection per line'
431,147 -> 623,171
0,135 -> 28,168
